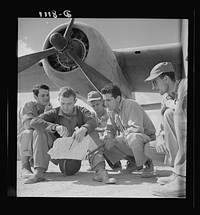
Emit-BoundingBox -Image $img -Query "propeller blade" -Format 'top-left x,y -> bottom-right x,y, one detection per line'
18,47 -> 56,73
67,50 -> 111,93
63,18 -> 75,41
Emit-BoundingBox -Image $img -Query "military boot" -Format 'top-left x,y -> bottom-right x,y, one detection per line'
24,167 -> 46,184
21,156 -> 33,179
122,155 -> 143,173
94,169 -> 116,184
93,161 -> 116,184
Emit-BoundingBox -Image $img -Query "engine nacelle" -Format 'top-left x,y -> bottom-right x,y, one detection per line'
42,22 -> 131,98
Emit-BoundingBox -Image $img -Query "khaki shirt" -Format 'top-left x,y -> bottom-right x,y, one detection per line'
91,108 -> 109,129
18,101 -> 45,135
106,98 -> 156,141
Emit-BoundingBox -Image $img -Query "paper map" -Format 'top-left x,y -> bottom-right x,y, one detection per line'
48,136 -> 92,160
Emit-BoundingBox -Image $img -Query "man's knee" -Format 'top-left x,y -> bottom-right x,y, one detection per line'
18,129 -> 34,145
89,130 -> 104,147
126,133 -> 144,144
32,129 -> 55,147
126,133 -> 150,150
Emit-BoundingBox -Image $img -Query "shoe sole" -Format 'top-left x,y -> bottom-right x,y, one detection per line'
24,177 -> 46,184
151,190 -> 186,198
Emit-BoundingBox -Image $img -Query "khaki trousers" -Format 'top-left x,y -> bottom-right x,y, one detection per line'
162,108 -> 179,166
18,129 -> 34,160
173,80 -> 187,177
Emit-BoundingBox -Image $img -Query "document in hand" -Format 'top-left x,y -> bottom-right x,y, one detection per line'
48,136 -> 92,160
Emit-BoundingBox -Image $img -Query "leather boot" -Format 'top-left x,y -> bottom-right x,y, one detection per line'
24,167 -> 46,184
21,156 -> 33,179
94,169 -> 116,184
93,162 -> 116,184
122,155 -> 143,173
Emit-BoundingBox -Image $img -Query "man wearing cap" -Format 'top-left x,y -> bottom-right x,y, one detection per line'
145,61 -> 187,197
87,91 -> 122,171
145,62 -> 179,167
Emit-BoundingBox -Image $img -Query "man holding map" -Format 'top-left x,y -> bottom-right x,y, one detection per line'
25,86 -> 116,184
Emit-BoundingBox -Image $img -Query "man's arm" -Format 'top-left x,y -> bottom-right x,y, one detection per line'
125,103 -> 144,134
21,102 -> 38,130
104,112 -> 118,138
79,106 -> 97,134
30,108 -> 59,133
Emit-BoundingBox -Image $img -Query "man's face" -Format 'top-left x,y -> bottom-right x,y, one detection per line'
151,76 -> 168,95
90,100 -> 104,114
103,93 -> 119,111
34,89 -> 50,106
59,95 -> 76,115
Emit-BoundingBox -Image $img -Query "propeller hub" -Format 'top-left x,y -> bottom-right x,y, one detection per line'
50,33 -> 67,51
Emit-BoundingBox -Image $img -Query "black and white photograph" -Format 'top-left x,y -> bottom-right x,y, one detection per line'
15,16 -> 192,199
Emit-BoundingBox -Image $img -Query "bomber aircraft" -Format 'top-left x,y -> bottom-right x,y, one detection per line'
18,18 -> 188,110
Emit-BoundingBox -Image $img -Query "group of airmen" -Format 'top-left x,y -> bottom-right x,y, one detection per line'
17,61 -> 187,197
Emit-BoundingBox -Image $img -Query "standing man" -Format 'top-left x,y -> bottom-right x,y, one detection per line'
145,61 -> 187,197
26,86 -> 116,184
145,62 -> 179,167
17,84 -> 52,178
101,83 -> 156,177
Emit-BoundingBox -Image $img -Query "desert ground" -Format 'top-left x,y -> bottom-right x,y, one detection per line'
17,158 -> 174,198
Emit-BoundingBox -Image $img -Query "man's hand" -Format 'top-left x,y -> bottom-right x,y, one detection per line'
55,125 -> 69,137
102,134 -> 115,151
72,127 -> 87,143
156,135 -> 169,154
115,133 -> 126,144
44,102 -> 53,112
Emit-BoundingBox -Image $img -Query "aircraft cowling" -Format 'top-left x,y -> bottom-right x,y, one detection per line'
42,22 -> 131,98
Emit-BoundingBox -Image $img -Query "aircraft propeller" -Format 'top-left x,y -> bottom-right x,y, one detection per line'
18,18 -> 110,93
18,18 -> 75,73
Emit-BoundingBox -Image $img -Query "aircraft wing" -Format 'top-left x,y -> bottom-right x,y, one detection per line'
114,43 -> 183,93
18,63 -> 59,93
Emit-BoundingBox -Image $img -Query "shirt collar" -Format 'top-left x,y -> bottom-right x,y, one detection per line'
58,106 -> 77,117
36,103 -> 45,113
172,80 -> 181,100
116,98 -> 125,114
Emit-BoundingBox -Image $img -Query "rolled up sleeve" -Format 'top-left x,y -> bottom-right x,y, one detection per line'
79,107 -> 97,134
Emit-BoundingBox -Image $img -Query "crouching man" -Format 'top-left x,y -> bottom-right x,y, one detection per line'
101,84 -> 156,178
25,86 -> 116,184
17,84 -> 52,178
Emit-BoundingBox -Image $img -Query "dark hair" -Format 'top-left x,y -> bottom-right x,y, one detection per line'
58,86 -> 76,99
159,72 -> 175,82
33,84 -> 49,97
101,83 -> 121,99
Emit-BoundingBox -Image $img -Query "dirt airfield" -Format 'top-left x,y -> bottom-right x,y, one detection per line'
17,158 -> 174,198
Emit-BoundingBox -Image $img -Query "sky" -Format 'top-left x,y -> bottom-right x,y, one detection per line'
18,18 -> 181,56
17,18 -> 182,134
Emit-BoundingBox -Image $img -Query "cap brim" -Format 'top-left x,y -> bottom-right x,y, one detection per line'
87,97 -> 101,102
144,73 -> 161,81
